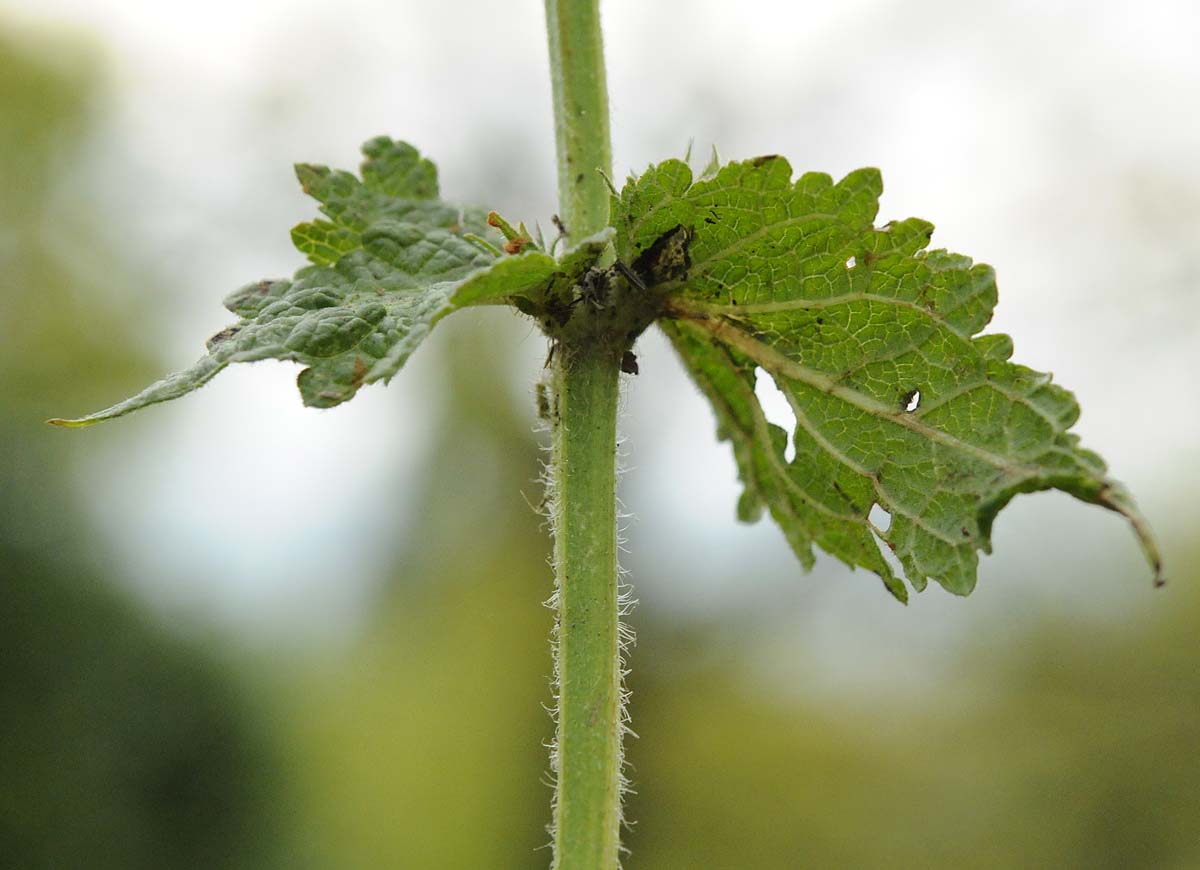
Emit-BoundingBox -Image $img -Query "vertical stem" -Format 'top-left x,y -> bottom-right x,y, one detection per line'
550,344 -> 622,869
544,4 -> 621,867
544,0 -> 613,239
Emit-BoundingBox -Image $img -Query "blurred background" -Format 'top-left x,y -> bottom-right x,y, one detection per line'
1,1 -> 1197,867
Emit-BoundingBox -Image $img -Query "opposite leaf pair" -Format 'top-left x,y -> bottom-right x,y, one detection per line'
52,137 -> 1160,600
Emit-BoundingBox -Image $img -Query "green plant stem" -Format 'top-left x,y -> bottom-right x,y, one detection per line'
544,0 -> 612,240
544,1 -> 621,867
550,344 -> 622,869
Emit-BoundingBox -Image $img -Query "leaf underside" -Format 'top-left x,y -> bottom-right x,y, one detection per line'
51,134 -> 1158,601
50,137 -> 594,426
614,156 -> 1161,600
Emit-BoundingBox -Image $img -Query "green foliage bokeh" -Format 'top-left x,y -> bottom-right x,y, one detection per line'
2,19 -> 1195,870
0,29 -> 285,869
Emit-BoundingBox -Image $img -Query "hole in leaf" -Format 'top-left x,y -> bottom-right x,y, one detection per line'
902,388 -> 921,413
754,367 -> 796,462
869,503 -> 892,532
867,504 -> 910,591
868,522 -> 908,592
845,256 -> 856,269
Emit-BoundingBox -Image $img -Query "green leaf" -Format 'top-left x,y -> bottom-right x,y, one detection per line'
50,139 -> 587,426
617,156 -> 1161,599
290,136 -> 482,266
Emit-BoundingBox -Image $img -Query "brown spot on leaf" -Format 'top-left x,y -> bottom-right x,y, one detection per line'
632,224 -> 693,285
206,325 -> 241,351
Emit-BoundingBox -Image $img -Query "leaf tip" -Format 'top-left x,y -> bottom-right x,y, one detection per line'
1147,549 -> 1166,589
293,162 -> 319,187
1096,484 -> 1164,590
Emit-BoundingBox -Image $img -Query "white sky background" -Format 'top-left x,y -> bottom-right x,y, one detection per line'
6,1 -> 1198,692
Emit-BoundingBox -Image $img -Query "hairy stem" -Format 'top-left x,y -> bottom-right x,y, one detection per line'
544,2 -> 622,868
549,344 -> 622,869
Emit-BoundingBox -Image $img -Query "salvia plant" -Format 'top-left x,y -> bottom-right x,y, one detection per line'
52,2 -> 1162,867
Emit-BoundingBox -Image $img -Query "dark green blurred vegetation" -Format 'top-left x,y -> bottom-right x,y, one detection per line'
623,597 -> 1200,869
0,29 -> 285,870
3,21 -> 1196,870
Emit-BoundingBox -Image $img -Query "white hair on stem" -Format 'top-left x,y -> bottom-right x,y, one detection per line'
534,363 -> 637,865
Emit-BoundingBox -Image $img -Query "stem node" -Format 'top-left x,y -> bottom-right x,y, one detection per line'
543,3 -> 623,866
